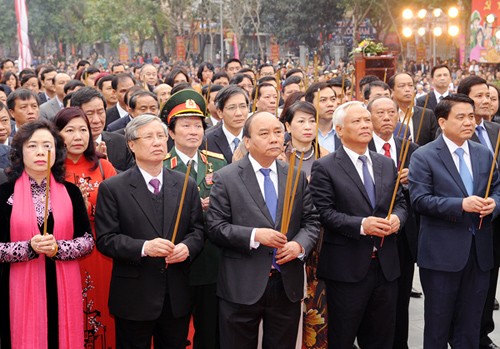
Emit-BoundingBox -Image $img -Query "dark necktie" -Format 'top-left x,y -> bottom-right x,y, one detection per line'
475,126 -> 493,154
149,178 -> 161,195
455,148 -> 473,196
259,168 -> 280,271
359,155 -> 376,208
383,143 -> 391,158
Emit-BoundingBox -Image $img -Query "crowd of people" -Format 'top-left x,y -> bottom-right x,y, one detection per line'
0,54 -> 500,349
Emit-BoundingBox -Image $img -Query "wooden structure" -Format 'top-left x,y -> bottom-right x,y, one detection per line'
354,53 -> 397,101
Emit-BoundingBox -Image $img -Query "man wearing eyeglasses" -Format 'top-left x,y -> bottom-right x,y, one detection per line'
204,85 -> 249,164
95,113 -> 205,349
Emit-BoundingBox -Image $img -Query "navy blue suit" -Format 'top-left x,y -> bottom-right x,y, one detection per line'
409,135 -> 500,348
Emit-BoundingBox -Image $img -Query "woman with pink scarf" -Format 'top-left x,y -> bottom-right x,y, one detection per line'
0,119 -> 94,348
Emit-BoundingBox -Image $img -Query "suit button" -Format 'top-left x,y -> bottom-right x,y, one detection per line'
160,268 -> 165,274
468,227 -> 473,232
269,251 -> 273,255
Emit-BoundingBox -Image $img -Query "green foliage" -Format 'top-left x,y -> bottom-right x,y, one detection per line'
261,0 -> 345,49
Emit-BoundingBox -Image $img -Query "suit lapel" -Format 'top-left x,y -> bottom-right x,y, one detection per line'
214,128 -> 233,163
163,169 -> 180,241
239,156 -> 275,226
371,152 -> 383,210
197,153 -> 208,187
337,147 -> 373,208
129,167 -> 162,235
275,161 -> 288,231
436,137 -> 469,197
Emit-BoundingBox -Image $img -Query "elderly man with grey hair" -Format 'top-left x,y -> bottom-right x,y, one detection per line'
309,101 -> 407,349
95,114 -> 205,349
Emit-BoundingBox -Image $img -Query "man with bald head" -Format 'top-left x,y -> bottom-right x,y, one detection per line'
207,111 -> 319,349
40,72 -> 71,120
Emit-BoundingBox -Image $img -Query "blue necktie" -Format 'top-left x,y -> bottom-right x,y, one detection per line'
260,168 -> 280,271
455,148 -> 473,196
359,155 -> 376,208
476,126 -> 493,154
232,138 -> 240,153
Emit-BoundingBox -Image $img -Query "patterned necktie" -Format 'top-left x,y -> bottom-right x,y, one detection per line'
475,126 -> 493,154
359,155 -> 376,208
383,143 -> 391,158
232,138 -> 240,153
455,148 -> 473,196
149,178 -> 161,195
259,168 -> 280,271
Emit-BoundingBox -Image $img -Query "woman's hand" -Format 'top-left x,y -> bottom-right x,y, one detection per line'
30,234 -> 58,257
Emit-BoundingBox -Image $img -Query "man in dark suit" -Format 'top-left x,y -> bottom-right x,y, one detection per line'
105,74 -> 136,128
95,114 -> 205,349
204,85 -> 249,164
458,76 -> 500,349
409,94 -> 500,348
389,72 -> 438,146
207,111 -> 319,349
107,90 -> 159,133
71,87 -> 135,172
309,101 -> 407,348
305,82 -> 341,152
367,97 -> 419,349
0,144 -> 9,169
416,65 -> 452,113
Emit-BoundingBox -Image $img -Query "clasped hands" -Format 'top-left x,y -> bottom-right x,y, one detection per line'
362,215 -> 400,238
463,196 -> 496,218
30,234 -> 58,257
144,238 -> 189,264
255,228 -> 302,265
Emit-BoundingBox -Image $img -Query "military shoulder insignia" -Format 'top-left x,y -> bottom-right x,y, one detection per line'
201,150 -> 225,160
170,156 -> 178,169
164,153 -> 172,160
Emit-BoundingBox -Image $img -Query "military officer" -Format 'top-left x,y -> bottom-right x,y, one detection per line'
161,89 -> 226,349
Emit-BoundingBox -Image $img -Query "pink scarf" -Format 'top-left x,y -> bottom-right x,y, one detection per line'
9,171 -> 84,348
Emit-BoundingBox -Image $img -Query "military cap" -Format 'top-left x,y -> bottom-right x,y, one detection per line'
160,89 -> 206,126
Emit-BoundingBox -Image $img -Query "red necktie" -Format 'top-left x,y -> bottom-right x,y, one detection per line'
383,143 -> 391,158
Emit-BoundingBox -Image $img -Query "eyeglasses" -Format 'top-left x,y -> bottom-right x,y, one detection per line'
134,133 -> 167,142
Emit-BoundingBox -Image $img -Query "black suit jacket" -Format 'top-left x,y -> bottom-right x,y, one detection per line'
37,92 -> 48,105
416,91 -> 438,112
369,137 -> 419,260
206,155 -> 320,304
105,105 -> 121,129
470,120 -> 500,266
95,166 -> 205,320
203,125 -> 235,164
101,131 -> 134,172
0,144 -> 9,169
309,146 -> 407,283
412,105 -> 438,146
106,115 -> 131,133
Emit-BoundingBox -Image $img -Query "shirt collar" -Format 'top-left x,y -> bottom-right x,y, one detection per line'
222,124 -> 243,145
343,145 -> 372,166
372,133 -> 395,153
138,166 -> 163,187
248,153 -> 277,174
117,103 -> 128,118
442,134 -> 470,156
175,147 -> 198,167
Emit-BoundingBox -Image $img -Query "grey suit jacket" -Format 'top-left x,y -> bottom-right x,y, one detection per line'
206,155 -> 320,304
40,97 -> 62,121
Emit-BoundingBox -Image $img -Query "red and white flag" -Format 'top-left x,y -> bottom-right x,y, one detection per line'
15,0 -> 32,70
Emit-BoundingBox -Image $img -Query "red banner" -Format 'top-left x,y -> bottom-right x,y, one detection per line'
270,44 -> 280,64
176,36 -> 186,62
470,0 -> 500,62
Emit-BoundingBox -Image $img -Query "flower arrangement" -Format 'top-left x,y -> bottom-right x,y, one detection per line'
350,39 -> 388,57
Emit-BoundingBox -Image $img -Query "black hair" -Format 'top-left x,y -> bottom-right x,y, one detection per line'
435,94 -> 475,120
304,82 -> 335,103
64,80 -> 85,94
7,88 -> 39,110
70,87 -> 107,109
197,62 -> 215,81
457,76 -> 488,97
431,64 -> 451,78
6,119 -> 66,183
363,81 -> 391,100
214,85 -> 249,110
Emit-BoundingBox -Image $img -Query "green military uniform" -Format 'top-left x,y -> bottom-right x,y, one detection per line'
164,147 -> 226,285
160,89 -> 226,349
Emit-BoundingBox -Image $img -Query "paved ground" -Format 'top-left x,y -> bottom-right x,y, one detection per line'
408,268 -> 500,348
